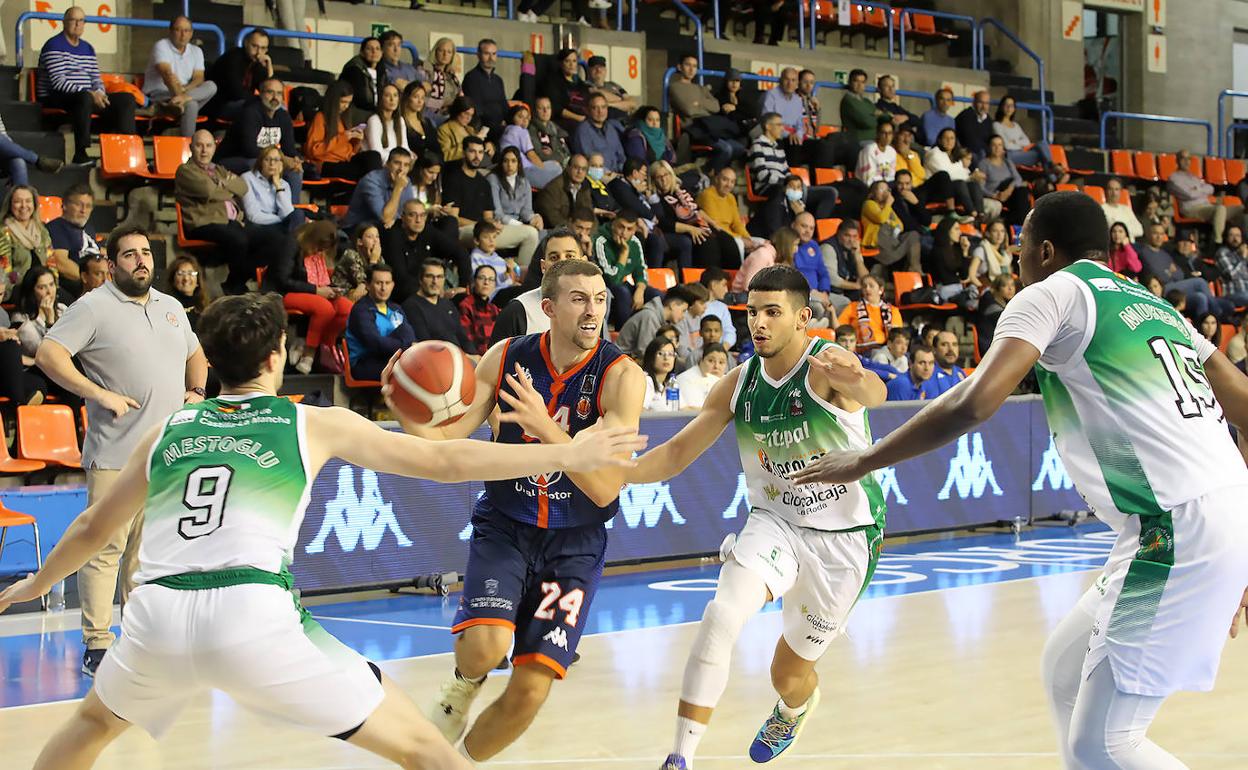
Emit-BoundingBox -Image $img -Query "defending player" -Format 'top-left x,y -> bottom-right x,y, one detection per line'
385,254 -> 646,762
0,293 -> 645,770
622,265 -> 887,769
793,191 -> 1248,769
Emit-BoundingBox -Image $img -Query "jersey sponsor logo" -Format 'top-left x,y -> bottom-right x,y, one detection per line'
757,448 -> 824,481
576,396 -> 592,420
1088,277 -> 1121,292
609,482 -> 688,529
306,466 -> 414,554
877,466 -> 909,504
938,433 -> 1004,500
1138,526 -> 1174,560
542,627 -> 570,650
801,604 -> 837,634
782,484 -> 849,511
515,471 -> 574,500
169,409 -> 197,426
788,389 -> 804,416
1032,436 -> 1074,491
763,483 -> 781,501
753,421 -> 811,449
469,595 -> 515,612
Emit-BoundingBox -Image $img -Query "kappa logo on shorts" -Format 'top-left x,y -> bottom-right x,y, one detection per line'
543,627 -> 569,650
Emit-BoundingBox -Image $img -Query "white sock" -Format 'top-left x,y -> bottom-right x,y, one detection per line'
776,697 -> 808,721
672,716 -> 707,763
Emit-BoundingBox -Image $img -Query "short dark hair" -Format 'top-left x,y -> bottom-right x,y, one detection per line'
895,168 -> 913,182
571,207 -> 597,223
614,209 -> 640,225
837,219 -> 860,235
360,35 -> 380,50
105,225 -> 150,261
378,29 -> 402,45
886,326 -> 909,342
246,28 -> 270,44
680,54 -> 698,66
420,258 -> 445,276
700,267 -> 728,287
759,111 -> 782,127
63,183 -> 92,203
701,342 -> 728,361
622,157 -> 648,178
473,219 -> 500,239
198,294 -> 288,387
911,342 -> 934,359
699,314 -> 722,331
387,147 -> 413,163
835,324 -> 856,338
848,68 -> 868,82
1026,190 -> 1109,262
799,68 -> 815,80
477,38 -> 497,51
541,258 -> 604,299
366,262 -> 394,280
473,263 -> 498,280
462,135 -> 485,151
663,285 -> 694,307
747,265 -> 810,309
678,282 -> 710,304
1164,289 -> 1186,307
537,227 -> 583,262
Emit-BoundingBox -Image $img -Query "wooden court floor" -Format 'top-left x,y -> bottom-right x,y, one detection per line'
2,570 -> 1244,769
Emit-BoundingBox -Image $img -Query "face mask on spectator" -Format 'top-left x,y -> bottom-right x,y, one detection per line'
785,188 -> 803,202
588,167 -> 605,182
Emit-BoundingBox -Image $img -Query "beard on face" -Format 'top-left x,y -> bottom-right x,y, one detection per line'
114,265 -> 152,297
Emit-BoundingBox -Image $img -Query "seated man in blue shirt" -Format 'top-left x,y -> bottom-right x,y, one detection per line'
345,263 -> 416,380
836,324 -> 900,384
918,87 -> 956,147
793,212 -> 834,322
571,93 -> 626,173
885,342 -> 938,401
927,330 -> 967,396
341,147 -> 416,230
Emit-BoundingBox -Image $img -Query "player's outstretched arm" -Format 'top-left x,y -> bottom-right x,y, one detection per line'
308,405 -> 647,485
791,338 -> 1039,486
381,340 -> 506,441
0,426 -> 158,614
807,344 -> 887,409
1203,350 -> 1248,435
624,367 -> 739,485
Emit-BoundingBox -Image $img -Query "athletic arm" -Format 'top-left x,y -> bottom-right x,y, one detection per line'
0,427 -> 158,613
1203,350 -> 1248,433
625,367 -> 737,484
383,339 -> 505,440
807,344 -> 887,409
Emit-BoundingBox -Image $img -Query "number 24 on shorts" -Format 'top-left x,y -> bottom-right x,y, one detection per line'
535,582 -> 585,627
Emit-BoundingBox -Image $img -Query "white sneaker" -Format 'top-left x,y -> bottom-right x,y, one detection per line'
295,353 -> 315,375
429,675 -> 485,743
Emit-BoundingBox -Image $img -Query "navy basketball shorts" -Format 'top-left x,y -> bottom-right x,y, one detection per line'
452,507 -> 608,679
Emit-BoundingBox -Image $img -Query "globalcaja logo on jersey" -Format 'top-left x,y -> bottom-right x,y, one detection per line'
1089,277 -> 1121,292
1032,436 -> 1074,491
783,484 -> 849,511
306,466 -> 413,554
938,433 -> 1003,500
753,421 -> 810,449
801,604 -> 836,634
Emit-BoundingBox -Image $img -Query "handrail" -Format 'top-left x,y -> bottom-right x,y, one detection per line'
1099,111 -> 1213,156
898,9 -> 978,65
237,26 -> 420,66
975,18 -> 1045,141
15,12 -> 226,71
660,66 -> 935,118
1216,89 -> 1248,157
951,94 -> 1055,149
669,0 -> 704,82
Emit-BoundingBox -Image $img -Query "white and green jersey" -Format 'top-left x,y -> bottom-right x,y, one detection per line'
995,260 -> 1248,533
135,394 -> 312,584
731,337 -> 887,532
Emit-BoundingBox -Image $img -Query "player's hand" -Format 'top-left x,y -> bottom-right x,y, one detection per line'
806,345 -> 864,390
497,363 -> 561,439
790,449 -> 869,486
564,420 -> 647,472
1230,587 -> 1248,639
0,573 -> 42,615
95,389 -> 141,418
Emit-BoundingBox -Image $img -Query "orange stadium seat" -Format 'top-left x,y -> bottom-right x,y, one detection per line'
646,268 -> 677,292
1134,152 -> 1160,182
1110,150 -> 1135,178
151,135 -> 191,179
37,196 -> 62,224
16,405 -> 82,469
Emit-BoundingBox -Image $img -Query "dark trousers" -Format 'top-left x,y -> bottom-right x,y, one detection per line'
693,230 -> 743,270
351,353 -> 389,382
753,0 -> 787,44
313,151 -> 382,181
997,186 -> 1032,226
43,89 -> 136,161
0,340 -> 45,402
754,186 -> 839,238
188,221 -> 284,293
659,230 -> 693,282
924,171 -> 984,215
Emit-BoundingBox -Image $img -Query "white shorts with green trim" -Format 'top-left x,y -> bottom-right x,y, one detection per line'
1084,484 -> 1248,697
94,583 -> 385,738
729,509 -> 881,662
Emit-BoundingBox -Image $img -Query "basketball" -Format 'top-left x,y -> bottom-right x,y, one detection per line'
387,341 -> 476,427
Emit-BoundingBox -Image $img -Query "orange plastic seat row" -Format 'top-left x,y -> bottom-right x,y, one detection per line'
16,404 -> 82,469
99,134 -> 190,182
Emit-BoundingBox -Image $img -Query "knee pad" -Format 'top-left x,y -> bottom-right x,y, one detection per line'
680,598 -> 750,708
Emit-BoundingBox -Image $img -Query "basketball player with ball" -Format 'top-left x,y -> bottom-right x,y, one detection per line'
0,293 -> 644,770
383,254 -> 647,763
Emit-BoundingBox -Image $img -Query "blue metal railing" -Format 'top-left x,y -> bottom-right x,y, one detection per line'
1217,89 -> 1248,157
975,18 -> 1045,129
15,12 -> 226,71
1099,111 -> 1213,156
898,9 -> 977,65
951,94 -> 1054,146
237,26 -> 420,65
455,45 -> 525,62
670,0 -> 705,81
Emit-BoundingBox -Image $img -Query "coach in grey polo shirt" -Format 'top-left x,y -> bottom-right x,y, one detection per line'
36,225 -> 208,676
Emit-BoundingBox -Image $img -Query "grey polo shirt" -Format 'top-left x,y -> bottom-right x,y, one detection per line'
44,281 -> 199,470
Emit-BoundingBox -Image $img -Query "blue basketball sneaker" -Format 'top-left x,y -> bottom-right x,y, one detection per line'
747,687 -> 821,763
659,754 -> 688,770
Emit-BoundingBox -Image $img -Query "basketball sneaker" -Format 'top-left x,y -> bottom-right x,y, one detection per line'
428,672 -> 484,742
747,687 -> 821,763
659,754 -> 688,770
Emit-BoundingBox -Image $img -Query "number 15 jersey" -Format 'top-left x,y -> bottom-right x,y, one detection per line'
995,260 -> 1248,533
135,394 -> 310,585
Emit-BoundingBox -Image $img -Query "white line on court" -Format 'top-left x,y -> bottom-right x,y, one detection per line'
310,615 -> 450,631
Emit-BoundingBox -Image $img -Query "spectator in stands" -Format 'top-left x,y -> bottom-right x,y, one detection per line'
699,166 -> 763,266
489,228 -> 586,341
0,114 -> 62,186
862,180 -> 922,274
422,38 -> 462,123
37,6 -> 137,165
618,285 -> 691,360
797,69 -> 822,137
929,331 -> 967,395
218,78 -> 303,203
651,160 -> 737,270
791,212 -> 836,321
586,153 -> 619,216
885,342 -> 936,401
0,305 -> 46,405
593,211 -> 653,329
668,55 -> 745,173
891,169 -> 933,237
1196,312 -> 1222,348
821,218 -> 869,303
345,262 -> 415,380
332,223 -> 384,303
715,68 -> 756,135
439,96 -> 493,164
857,120 -> 898,185
640,336 -> 679,409
992,95 -> 1052,168
470,221 -> 518,296
379,30 -> 418,90
535,153 -> 594,230
401,83 -> 440,163
892,124 -> 926,188
918,87 -> 955,148
142,16 -> 217,138
304,81 -> 383,181
573,94 -> 627,173
761,68 -> 808,165
971,218 -> 1014,280
340,37 -> 387,125
924,128 -> 984,222
14,266 -> 66,358
385,200 -> 466,302
1143,186 -> 1175,238
341,147 -> 415,231
955,90 -> 993,160
205,27 -> 273,121
1108,221 -> 1142,277
749,113 -> 838,237
543,48 -> 592,126
926,218 -> 979,310
748,111 -> 792,200
518,0 -> 598,25
501,103 -> 563,189
696,267 -> 736,349
364,83 -> 409,157
1227,316 -> 1248,365
841,68 -> 887,146
975,273 -> 1016,355
79,253 -> 109,295
242,146 -> 304,236
1101,178 -> 1143,239
607,158 -> 667,267
1136,221 -> 1226,319
1215,225 -> 1248,306
752,0 -> 789,46
872,326 -> 909,372
269,219 -> 353,373
675,342 -> 728,409
530,96 -> 573,169
402,258 -> 475,351
46,184 -> 98,281
624,105 -> 676,165
585,55 -> 638,118
457,264 -> 500,354
445,136 -> 540,266
0,186 -> 56,292
875,75 -> 917,131
734,226 -> 799,292
490,146 -> 544,237
410,155 -> 461,244
461,40 -> 508,142
1169,149 -> 1241,245
163,255 -> 209,332
980,135 -> 1030,226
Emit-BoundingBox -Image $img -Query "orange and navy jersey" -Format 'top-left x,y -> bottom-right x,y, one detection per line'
482,332 -> 628,529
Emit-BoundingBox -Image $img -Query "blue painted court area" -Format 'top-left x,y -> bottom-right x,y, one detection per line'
0,522 -> 1114,710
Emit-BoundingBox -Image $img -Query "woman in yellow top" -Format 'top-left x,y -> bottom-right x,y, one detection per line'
696,166 -> 765,265
836,273 -> 902,352
438,96 -> 492,163
860,180 -> 922,273
892,124 -> 925,186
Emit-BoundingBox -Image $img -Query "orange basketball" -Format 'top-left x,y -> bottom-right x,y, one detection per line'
388,341 -> 476,427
